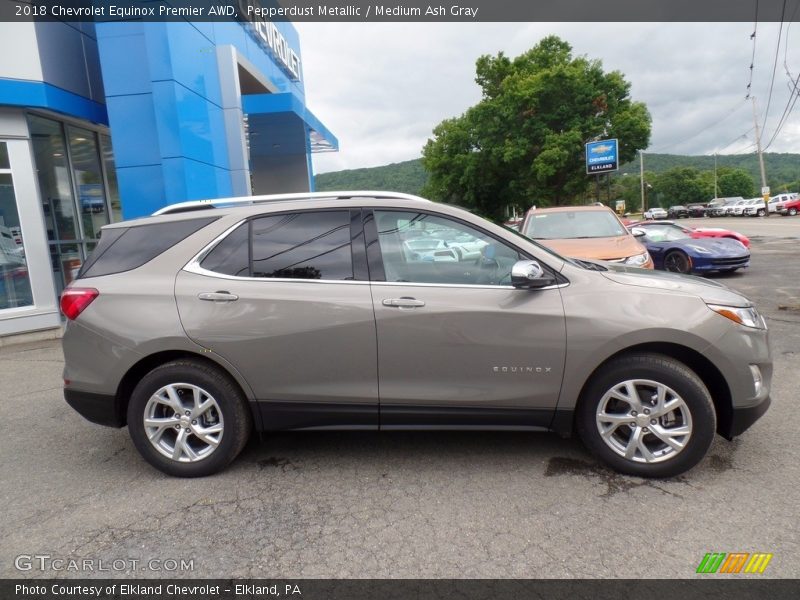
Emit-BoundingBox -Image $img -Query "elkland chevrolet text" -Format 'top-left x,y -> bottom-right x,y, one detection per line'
61,192 -> 771,477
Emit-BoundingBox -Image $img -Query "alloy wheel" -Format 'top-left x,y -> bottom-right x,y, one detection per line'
143,383 -> 224,462
595,379 -> 693,464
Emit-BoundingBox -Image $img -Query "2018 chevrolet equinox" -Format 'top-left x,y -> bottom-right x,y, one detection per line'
61,192 -> 771,477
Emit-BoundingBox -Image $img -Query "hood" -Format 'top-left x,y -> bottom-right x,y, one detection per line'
599,263 -> 751,306
537,235 -> 645,261
678,236 -> 748,255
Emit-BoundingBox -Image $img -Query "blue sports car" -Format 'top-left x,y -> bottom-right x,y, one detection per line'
630,223 -> 750,274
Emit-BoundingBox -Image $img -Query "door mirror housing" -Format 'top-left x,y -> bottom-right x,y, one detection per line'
511,260 -> 556,289
631,227 -> 646,239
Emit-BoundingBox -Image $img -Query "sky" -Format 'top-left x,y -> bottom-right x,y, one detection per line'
293,22 -> 800,174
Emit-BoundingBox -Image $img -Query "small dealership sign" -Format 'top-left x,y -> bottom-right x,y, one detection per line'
585,138 -> 618,174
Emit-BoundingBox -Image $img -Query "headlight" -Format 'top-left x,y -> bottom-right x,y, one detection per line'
624,252 -> 650,266
707,304 -> 766,329
688,245 -> 711,254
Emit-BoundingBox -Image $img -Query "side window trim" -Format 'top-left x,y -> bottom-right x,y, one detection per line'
350,208 -> 369,281
362,209 -> 386,282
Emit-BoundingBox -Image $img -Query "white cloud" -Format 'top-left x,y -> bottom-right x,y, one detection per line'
295,22 -> 800,173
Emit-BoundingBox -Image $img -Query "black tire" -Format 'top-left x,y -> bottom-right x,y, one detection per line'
757,209 -> 765,217
576,353 -> 716,478
127,359 -> 252,477
664,250 -> 692,274
790,208 -> 798,216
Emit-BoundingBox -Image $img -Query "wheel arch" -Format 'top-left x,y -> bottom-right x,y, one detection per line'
569,342 -> 733,438
115,350 -> 258,428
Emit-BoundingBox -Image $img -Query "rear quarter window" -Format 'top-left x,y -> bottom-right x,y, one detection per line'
78,217 -> 217,279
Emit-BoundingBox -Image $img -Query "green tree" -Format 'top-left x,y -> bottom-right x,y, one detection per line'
421,36 -> 651,222
717,168 -> 755,198
652,167 -> 705,206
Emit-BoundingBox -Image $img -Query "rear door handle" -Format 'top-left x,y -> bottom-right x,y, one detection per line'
198,291 -> 239,302
382,297 -> 425,308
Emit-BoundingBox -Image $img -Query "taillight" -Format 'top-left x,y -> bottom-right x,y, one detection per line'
60,288 -> 99,320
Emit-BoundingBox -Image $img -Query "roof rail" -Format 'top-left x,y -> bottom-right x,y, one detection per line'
152,191 -> 431,216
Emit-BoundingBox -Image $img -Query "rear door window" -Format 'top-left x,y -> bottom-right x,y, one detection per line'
251,211 -> 353,280
200,211 -> 354,281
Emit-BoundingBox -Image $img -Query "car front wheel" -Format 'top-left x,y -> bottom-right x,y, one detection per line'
576,354 -> 716,477
664,250 -> 692,274
127,359 -> 252,477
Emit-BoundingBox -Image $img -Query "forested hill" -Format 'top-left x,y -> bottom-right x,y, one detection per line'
314,153 -> 800,195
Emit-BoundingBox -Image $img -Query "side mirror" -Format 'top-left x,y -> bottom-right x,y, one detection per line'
511,260 -> 556,289
631,227 -> 646,239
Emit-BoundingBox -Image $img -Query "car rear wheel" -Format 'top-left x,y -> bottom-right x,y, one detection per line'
790,208 -> 798,216
664,250 -> 692,274
127,359 -> 251,477
576,353 -> 716,477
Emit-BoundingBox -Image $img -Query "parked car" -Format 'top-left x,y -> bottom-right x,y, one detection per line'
402,238 -> 459,262
520,205 -> 653,268
779,197 -> 800,216
769,192 -> 799,213
628,220 -> 750,248
729,199 -> 751,216
667,205 -> 690,219
643,207 -> 668,220
686,204 -> 707,217
61,191 -> 771,479
707,197 -> 744,217
630,222 -> 750,275
743,197 -> 768,217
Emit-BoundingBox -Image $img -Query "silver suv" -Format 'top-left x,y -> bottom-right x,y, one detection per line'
61,192 -> 771,478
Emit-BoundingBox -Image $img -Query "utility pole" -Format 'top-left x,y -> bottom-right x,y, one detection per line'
713,152 -> 718,199
751,97 -> 768,197
639,150 -> 646,212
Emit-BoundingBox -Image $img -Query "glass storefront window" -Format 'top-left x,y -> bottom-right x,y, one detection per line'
0,153 -> 34,309
100,134 -> 122,222
68,125 -> 109,240
29,115 -> 80,245
28,115 -> 119,296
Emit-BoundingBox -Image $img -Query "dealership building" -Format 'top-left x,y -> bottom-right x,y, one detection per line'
0,15 -> 336,338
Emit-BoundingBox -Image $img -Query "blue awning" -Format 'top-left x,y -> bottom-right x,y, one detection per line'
242,92 -> 338,156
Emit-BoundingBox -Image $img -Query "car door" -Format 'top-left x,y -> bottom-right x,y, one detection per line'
366,209 -> 567,429
175,208 -> 378,430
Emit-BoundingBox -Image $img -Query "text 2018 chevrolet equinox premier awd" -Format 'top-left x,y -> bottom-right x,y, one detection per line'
61,192 -> 771,478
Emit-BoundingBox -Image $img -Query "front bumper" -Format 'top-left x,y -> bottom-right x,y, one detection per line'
64,388 -> 125,428
724,395 -> 771,439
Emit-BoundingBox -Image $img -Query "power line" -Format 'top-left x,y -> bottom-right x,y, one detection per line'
763,73 -> 800,149
648,99 -> 747,153
713,128 -> 754,154
746,0 -> 760,98
760,0 -> 789,132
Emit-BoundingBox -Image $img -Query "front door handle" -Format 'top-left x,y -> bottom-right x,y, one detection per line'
382,297 -> 425,308
198,291 -> 239,302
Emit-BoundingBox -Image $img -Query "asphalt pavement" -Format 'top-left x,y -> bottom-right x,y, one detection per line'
1,218 -> 799,579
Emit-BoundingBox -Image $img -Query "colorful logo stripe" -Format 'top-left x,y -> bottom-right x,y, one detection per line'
697,552 -> 773,574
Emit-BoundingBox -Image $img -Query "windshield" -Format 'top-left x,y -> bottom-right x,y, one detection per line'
523,210 -> 626,240
638,224 -> 691,242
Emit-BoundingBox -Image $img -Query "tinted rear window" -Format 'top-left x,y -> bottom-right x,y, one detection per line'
78,217 -> 217,279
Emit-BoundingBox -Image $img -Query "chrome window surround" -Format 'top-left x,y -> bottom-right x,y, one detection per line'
183,217 -> 569,292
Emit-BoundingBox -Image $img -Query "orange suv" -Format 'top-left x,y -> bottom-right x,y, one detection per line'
520,205 -> 653,268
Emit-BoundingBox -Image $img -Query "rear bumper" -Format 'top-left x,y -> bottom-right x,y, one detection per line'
724,395 -> 771,439
64,388 -> 125,428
